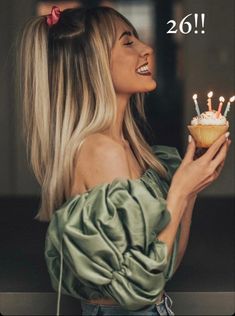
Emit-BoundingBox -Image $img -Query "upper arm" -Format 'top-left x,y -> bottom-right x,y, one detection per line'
76,134 -> 131,189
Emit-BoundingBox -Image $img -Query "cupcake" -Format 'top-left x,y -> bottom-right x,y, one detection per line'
187,93 -> 232,148
188,110 -> 229,148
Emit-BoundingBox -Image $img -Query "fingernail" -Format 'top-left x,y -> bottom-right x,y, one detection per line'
188,135 -> 192,143
225,132 -> 230,138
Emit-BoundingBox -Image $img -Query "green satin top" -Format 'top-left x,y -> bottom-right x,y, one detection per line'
44,145 -> 182,312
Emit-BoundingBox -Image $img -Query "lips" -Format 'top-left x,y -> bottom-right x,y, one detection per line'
136,62 -> 148,70
136,62 -> 152,75
137,72 -> 151,76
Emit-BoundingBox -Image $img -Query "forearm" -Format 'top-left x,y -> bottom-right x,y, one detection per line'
174,194 -> 197,272
157,190 -> 188,259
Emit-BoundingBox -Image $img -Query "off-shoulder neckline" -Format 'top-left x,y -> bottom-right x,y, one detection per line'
69,167 -> 154,199
72,138 -> 154,196
71,143 -> 176,199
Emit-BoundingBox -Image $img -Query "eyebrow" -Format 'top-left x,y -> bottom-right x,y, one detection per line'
119,31 -> 133,40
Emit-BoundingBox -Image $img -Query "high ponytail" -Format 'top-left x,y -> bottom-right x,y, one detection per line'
18,17 -> 51,186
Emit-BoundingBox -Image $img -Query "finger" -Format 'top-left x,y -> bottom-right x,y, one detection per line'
203,132 -> 229,161
183,135 -> 196,163
214,159 -> 225,177
212,165 -> 223,181
195,173 -> 216,193
210,140 -> 228,169
216,161 -> 225,175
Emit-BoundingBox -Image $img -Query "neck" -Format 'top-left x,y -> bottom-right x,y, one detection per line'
104,93 -> 131,142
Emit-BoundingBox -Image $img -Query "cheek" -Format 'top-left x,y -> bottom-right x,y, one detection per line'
110,62 -> 134,92
111,54 -> 134,75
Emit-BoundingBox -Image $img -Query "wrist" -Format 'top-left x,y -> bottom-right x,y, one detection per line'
168,186 -> 190,203
167,189 -> 189,219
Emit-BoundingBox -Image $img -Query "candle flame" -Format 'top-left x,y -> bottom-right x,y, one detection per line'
193,94 -> 197,100
207,91 -> 213,98
229,96 -> 235,102
219,96 -> 225,102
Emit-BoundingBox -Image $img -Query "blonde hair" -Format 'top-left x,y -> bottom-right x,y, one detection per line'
17,6 -> 167,222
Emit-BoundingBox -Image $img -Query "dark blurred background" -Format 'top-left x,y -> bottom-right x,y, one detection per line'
0,0 -> 234,315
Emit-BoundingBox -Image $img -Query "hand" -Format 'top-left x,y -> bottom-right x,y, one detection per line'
169,133 -> 231,199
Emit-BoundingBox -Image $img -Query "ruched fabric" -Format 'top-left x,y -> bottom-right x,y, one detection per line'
44,145 -> 182,312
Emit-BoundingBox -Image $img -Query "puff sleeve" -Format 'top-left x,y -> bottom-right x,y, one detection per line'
45,178 -> 177,311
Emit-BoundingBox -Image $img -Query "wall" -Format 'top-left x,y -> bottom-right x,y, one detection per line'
182,0 -> 235,196
0,0 -> 40,195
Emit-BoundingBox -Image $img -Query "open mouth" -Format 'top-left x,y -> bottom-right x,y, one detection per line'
136,62 -> 152,76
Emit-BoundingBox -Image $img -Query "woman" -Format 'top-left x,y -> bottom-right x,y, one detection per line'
17,5 -> 231,316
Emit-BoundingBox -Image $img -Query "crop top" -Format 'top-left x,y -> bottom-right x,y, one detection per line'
44,145 -> 182,315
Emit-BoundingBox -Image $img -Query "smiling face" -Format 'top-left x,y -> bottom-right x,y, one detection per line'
110,19 -> 157,98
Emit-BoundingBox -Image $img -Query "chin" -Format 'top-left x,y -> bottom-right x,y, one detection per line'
149,81 -> 157,91
142,80 -> 157,92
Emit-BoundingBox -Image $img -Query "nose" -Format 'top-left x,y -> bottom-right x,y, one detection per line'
139,43 -> 154,59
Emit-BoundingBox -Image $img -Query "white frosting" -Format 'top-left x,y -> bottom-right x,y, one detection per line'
191,110 -> 228,126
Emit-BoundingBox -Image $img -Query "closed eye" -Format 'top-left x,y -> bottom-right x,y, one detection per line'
124,41 -> 134,46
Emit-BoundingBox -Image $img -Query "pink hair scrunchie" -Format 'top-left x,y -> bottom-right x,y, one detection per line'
46,6 -> 61,27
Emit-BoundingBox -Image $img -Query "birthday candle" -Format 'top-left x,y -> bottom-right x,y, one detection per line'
224,96 -> 235,117
192,94 -> 200,116
215,96 -> 225,118
207,91 -> 213,111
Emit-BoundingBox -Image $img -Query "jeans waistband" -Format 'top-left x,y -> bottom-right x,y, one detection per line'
84,291 -> 165,306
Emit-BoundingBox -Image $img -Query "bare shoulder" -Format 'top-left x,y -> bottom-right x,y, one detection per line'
75,133 -> 130,189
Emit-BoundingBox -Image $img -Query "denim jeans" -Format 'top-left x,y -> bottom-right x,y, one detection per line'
80,292 -> 174,316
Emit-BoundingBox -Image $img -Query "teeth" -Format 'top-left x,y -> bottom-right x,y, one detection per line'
136,64 -> 149,74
